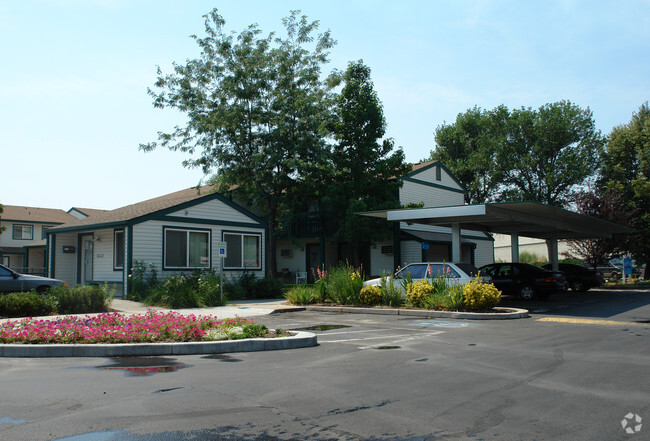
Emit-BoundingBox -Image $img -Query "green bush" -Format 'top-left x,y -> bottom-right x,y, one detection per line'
51,284 -> 112,315
380,275 -> 403,307
326,264 -> 363,305
128,260 -> 158,301
224,272 -> 283,300
285,286 -> 317,305
462,279 -> 501,312
359,285 -> 382,305
0,291 -> 57,318
422,284 -> 464,311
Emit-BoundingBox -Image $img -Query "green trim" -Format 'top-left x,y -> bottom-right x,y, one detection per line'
159,216 -> 263,229
48,221 -> 129,234
401,176 -> 466,194
162,225 -> 212,271
403,161 -> 468,192
125,224 -> 133,296
113,228 -> 125,271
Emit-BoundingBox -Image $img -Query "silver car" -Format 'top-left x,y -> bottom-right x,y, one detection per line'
364,262 -> 491,294
0,264 -> 66,294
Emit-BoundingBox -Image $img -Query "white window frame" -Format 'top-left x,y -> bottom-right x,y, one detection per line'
223,232 -> 262,270
13,224 -> 33,240
163,227 -> 211,270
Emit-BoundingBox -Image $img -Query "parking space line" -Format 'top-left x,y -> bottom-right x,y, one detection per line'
537,317 -> 648,327
321,331 -> 445,344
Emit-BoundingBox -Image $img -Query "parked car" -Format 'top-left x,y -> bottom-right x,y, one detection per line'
364,262 -> 491,294
541,263 -> 602,292
0,264 -> 66,294
595,265 -> 621,281
479,262 -> 565,300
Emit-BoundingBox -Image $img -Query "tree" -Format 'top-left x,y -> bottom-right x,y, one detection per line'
141,9 -> 335,277
564,188 -> 636,265
0,203 -> 5,235
431,105 -> 509,204
599,102 -> 650,272
325,61 -> 410,265
499,101 -> 604,206
430,101 -> 605,207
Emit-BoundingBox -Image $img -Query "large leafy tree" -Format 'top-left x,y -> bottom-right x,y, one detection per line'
141,9 -> 335,277
326,61 -> 410,261
499,101 -> 604,206
431,105 -> 509,204
430,101 -> 604,207
599,102 -> 650,272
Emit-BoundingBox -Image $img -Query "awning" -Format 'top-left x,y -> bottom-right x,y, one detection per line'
359,201 -> 633,240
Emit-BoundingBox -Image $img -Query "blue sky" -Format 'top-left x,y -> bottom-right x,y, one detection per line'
2,0 -> 649,210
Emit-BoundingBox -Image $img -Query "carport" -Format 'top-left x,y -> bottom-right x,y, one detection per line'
359,201 -> 634,270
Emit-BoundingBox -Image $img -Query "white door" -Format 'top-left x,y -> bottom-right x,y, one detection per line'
81,236 -> 94,284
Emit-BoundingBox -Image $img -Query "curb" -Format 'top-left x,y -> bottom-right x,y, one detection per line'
0,331 -> 317,358
305,306 -> 528,320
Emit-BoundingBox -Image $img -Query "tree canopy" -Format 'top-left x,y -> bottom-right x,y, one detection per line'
431,101 -> 605,207
142,10 -> 407,275
599,102 -> 650,270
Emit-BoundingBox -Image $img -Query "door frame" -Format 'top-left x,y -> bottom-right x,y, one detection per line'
78,234 -> 94,285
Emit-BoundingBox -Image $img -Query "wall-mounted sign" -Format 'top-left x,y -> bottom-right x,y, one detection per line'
216,241 -> 227,258
63,246 -> 75,254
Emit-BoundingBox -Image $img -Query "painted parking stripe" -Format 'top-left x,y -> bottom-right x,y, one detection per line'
537,317 -> 649,327
410,320 -> 478,328
321,331 -> 445,343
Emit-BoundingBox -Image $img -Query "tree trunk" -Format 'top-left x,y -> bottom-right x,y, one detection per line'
266,206 -> 278,279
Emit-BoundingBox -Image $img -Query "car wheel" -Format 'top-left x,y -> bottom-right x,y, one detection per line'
610,272 -> 619,281
36,286 -> 49,294
519,285 -> 537,300
570,280 -> 585,292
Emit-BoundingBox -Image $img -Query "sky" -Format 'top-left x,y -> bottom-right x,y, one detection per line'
1,0 -> 649,211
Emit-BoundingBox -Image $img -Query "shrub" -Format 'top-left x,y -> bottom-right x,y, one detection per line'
50,284 -> 112,315
0,291 -> 57,318
285,286 -> 317,305
406,280 -> 434,308
380,274 -> 403,307
463,279 -> 501,312
422,284 -> 464,311
224,272 -> 283,300
326,264 -> 363,305
128,260 -> 158,301
359,285 -> 382,305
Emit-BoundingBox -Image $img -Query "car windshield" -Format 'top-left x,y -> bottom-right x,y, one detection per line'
397,264 -> 461,279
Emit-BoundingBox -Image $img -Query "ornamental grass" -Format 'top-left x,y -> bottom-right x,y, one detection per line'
0,309 -> 255,344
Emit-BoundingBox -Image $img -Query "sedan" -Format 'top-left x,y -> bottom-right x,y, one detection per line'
364,262 -> 491,294
0,264 -> 66,294
541,263 -> 603,292
479,262 -> 564,300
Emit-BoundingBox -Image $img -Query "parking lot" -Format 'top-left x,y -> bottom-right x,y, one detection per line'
0,287 -> 648,441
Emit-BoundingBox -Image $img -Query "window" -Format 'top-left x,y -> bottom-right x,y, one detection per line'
223,232 -> 261,269
435,164 -> 442,181
114,229 -> 125,270
164,228 -> 210,269
12,224 -> 33,240
41,225 -> 54,240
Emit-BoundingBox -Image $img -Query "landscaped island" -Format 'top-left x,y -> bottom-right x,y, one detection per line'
0,310 -> 275,345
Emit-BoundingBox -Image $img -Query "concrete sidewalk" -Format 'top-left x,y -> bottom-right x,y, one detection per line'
110,298 -> 304,319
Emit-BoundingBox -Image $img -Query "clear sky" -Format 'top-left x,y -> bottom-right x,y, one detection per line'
1,0 -> 649,210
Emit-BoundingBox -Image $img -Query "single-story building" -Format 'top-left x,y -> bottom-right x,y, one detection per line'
46,186 -> 267,297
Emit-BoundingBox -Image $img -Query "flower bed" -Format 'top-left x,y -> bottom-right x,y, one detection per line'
0,309 -> 266,344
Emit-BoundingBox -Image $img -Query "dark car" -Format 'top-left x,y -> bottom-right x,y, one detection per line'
542,263 -> 603,292
0,264 -> 66,293
479,262 -> 565,300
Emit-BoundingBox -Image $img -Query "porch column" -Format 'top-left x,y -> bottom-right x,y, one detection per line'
451,222 -> 461,263
511,232 -> 519,263
546,239 -> 559,271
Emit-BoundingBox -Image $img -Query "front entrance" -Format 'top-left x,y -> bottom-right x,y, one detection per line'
80,235 -> 94,284
306,243 -> 321,283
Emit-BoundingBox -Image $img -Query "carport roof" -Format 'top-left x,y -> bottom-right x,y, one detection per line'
359,201 -> 633,240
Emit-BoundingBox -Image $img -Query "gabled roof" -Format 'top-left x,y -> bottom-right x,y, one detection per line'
0,205 -> 76,224
48,186 -> 264,233
403,160 -> 467,192
68,207 -> 108,218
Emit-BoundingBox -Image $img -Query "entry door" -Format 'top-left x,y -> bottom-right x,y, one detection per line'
306,244 -> 321,283
81,236 -> 94,284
